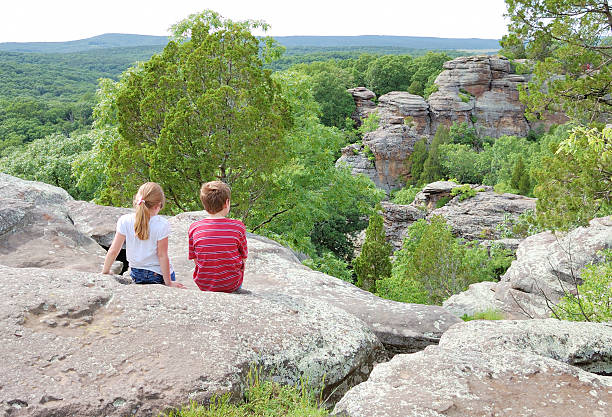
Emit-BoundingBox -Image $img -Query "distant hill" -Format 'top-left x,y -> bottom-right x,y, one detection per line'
274,35 -> 500,51
0,33 -> 499,54
0,33 -> 169,53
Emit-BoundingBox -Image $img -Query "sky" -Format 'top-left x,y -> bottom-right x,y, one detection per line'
0,0 -> 509,43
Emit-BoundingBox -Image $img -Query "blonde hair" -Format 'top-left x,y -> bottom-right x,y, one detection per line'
200,181 -> 231,214
134,182 -> 166,240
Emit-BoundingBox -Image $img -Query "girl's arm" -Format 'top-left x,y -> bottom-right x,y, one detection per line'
157,237 -> 185,288
102,232 -> 126,274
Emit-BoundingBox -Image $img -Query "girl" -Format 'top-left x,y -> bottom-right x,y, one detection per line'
102,182 -> 185,288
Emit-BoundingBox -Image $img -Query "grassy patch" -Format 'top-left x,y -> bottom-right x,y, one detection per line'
461,309 -> 505,321
162,370 -> 329,417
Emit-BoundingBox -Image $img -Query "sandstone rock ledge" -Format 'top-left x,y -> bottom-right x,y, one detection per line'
333,319 -> 612,417
1,266 -> 381,417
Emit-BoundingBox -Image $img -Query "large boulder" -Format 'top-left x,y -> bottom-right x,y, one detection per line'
0,174 -> 117,273
380,182 -> 535,250
66,200 -> 132,248
348,87 -> 376,125
429,55 -> 533,138
362,125 -> 419,192
444,216 -> 612,319
428,189 -> 536,241
0,266 -> 382,416
333,319 -> 612,417
336,143 -> 379,187
377,92 -> 430,137
167,211 -> 462,354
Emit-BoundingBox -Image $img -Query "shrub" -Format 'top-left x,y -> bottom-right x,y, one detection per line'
435,196 -> 451,208
163,368 -> 328,417
408,138 -> 428,184
353,211 -> 392,292
450,184 -> 476,201
303,252 -> 353,283
553,250 -> 612,323
376,217 -> 508,305
392,185 -> 421,205
363,145 -> 375,162
495,210 -> 543,239
357,111 -> 379,135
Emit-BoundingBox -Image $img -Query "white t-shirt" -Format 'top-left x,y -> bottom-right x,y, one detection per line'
116,213 -> 173,275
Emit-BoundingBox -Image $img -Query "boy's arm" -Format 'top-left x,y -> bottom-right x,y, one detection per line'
239,226 -> 248,260
102,232 -> 125,274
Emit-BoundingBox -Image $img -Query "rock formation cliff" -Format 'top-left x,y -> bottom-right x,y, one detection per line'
338,55 -> 568,192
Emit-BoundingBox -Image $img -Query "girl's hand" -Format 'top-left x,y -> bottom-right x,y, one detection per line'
169,282 -> 186,289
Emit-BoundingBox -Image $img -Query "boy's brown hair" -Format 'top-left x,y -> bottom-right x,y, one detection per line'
200,181 -> 231,214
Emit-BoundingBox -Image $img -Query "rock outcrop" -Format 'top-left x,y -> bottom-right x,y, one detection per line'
443,216 -> 612,318
1,266 -> 381,416
339,55 -> 568,192
380,181 -> 536,250
333,319 -> 612,417
0,174 -> 120,273
0,174 -> 463,415
167,211 -> 461,354
348,87 -> 376,125
427,188 -> 536,241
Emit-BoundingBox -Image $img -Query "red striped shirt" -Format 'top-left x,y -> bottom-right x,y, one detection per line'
188,218 -> 248,292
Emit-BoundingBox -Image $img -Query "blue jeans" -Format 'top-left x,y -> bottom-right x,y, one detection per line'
130,267 -> 176,285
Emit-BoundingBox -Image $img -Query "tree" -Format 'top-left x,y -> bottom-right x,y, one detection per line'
376,217 -> 511,305
291,61 -> 355,128
0,131 -> 95,200
505,0 -> 612,122
353,210 -> 392,293
408,137 -> 428,184
511,154 -> 530,194
364,55 -> 414,96
92,10 -> 292,216
534,125 -> 612,229
420,125 -> 449,183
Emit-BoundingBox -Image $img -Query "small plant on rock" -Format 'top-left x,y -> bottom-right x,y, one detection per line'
451,184 -> 476,201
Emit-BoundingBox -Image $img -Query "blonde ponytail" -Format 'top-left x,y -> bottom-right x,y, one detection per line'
133,182 -> 166,240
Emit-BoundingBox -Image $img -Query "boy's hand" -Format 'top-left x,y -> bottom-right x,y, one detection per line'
169,282 -> 187,289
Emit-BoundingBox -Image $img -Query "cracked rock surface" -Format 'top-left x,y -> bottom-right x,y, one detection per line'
333,319 -> 612,417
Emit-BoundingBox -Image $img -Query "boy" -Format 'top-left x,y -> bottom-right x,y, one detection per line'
188,181 -> 248,292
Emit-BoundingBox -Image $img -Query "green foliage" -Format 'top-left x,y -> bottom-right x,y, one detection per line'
353,211 -> 392,293
302,252 -> 353,283
91,11 -> 292,215
407,137 -> 428,184
553,250 -> 612,323
534,125 -> 612,230
377,217 -> 510,305
364,55 -> 413,96
163,369 -> 328,417
0,97 -> 93,151
357,111 -> 380,135
450,184 -> 476,201
391,185 -> 421,205
243,71 -> 381,269
435,196 -> 451,208
458,92 -> 471,103
505,0 -> 612,122
310,210 -> 367,262
461,309 -> 505,321
291,61 -> 355,128
495,210 -> 543,239
510,155 -> 531,195
0,131 -> 96,200
449,122 -> 484,150
420,125 -> 449,184
363,145 -> 376,162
